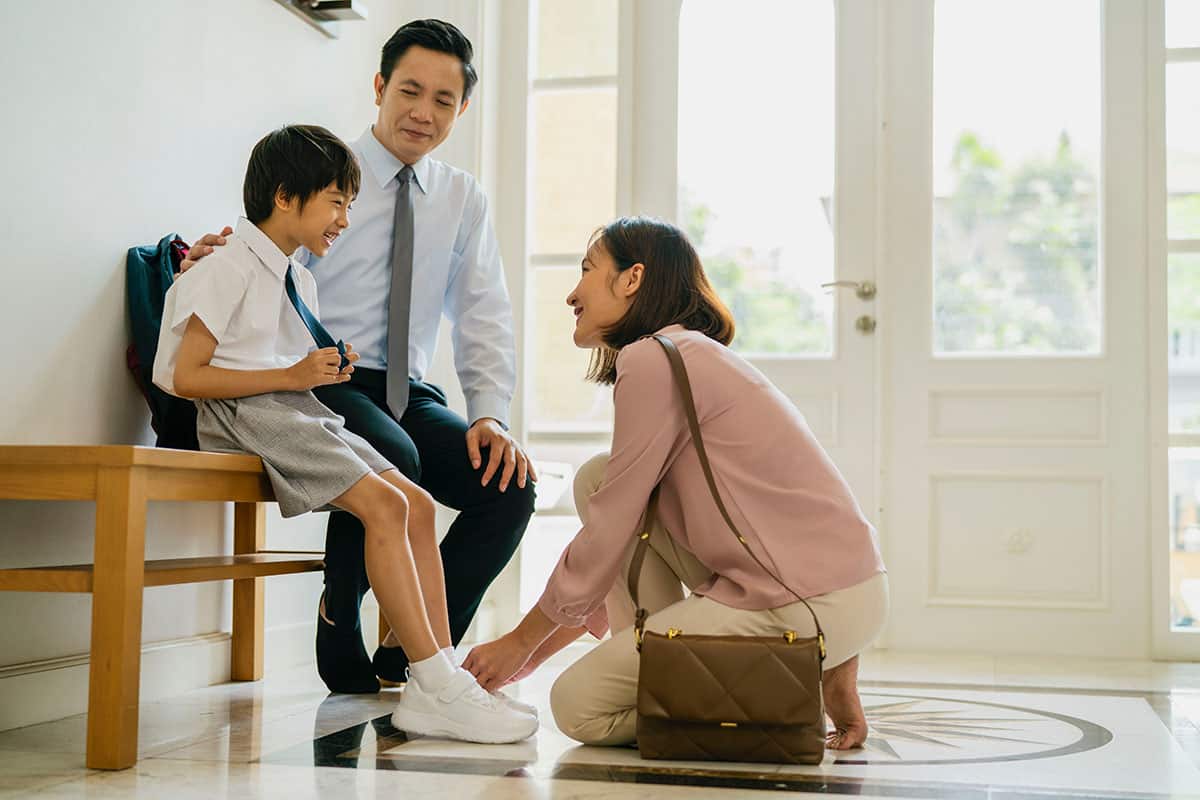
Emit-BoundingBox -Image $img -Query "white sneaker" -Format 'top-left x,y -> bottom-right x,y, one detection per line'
492,688 -> 538,719
391,668 -> 538,744
444,648 -> 539,719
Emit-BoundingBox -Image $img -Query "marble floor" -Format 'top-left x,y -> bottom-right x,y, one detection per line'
4,647 -> 1200,799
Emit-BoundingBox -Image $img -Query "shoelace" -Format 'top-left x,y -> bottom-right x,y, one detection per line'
438,670 -> 500,710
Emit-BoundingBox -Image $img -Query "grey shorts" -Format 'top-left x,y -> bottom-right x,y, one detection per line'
195,391 -> 394,518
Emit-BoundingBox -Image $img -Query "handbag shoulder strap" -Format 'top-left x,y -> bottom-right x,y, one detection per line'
630,333 -> 825,657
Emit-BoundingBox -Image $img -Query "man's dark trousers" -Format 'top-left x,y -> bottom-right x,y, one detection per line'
313,367 -> 535,675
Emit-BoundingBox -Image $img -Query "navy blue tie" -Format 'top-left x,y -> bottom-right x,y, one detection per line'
285,265 -> 349,369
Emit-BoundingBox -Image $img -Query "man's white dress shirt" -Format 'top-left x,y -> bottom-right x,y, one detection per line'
301,126 -> 516,427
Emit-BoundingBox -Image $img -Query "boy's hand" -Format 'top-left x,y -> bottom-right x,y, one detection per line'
180,226 -> 233,272
286,347 -> 353,390
340,343 -> 360,374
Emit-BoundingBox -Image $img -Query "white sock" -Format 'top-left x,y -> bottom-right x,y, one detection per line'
409,650 -> 456,693
442,645 -> 463,667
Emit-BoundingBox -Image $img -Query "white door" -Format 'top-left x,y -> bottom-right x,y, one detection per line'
633,0 -> 883,526
881,0 -> 1150,657
511,0 -> 1154,659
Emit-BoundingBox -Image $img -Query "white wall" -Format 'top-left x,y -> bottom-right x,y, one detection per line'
0,0 -> 501,729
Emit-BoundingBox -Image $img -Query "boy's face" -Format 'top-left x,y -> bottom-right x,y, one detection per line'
291,183 -> 353,257
373,45 -> 470,165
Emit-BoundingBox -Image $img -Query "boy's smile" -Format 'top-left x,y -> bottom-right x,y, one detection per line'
261,182 -> 354,258
297,186 -> 352,257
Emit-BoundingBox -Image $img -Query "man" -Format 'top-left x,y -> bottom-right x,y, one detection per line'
185,19 -> 536,693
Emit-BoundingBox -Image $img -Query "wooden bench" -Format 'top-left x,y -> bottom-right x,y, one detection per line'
0,445 -> 325,770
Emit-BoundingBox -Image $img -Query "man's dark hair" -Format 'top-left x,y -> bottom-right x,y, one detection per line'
243,125 -> 360,224
380,19 -> 478,101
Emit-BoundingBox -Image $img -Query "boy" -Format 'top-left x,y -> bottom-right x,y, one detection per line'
152,125 -> 536,744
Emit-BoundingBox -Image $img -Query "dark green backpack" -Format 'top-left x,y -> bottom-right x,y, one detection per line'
125,233 -> 198,450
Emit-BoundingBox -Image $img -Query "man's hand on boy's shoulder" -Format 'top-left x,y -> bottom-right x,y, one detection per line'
180,226 -> 234,272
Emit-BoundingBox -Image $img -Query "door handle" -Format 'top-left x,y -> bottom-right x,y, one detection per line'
820,280 -> 877,300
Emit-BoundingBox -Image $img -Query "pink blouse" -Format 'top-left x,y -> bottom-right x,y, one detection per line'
537,325 -> 886,636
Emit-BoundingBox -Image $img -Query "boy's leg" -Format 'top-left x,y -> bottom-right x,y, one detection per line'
400,381 -> 536,662
332,472 -> 539,746
377,469 -> 451,649
312,371 -> 419,690
330,472 -> 440,665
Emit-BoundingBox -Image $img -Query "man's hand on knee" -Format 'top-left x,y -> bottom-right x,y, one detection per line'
466,418 -> 538,492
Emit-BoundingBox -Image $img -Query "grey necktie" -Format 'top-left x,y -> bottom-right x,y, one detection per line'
386,165 -> 415,419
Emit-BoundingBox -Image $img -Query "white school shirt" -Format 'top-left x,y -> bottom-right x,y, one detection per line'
152,218 -> 320,397
298,126 -> 516,427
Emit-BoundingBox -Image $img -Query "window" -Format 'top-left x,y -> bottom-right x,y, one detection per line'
932,0 -> 1101,355
525,0 -> 619,433
516,0 -> 623,621
677,0 -> 835,356
1167,0 -> 1200,50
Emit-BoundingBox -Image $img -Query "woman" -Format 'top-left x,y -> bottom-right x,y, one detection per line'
464,217 -> 887,750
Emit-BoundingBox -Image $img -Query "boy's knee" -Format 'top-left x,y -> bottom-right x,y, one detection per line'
407,486 -> 437,525
362,485 -> 409,529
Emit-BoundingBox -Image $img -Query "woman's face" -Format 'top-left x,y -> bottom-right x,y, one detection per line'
566,239 -> 642,349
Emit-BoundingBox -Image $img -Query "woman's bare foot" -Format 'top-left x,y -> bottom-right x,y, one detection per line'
822,655 -> 868,750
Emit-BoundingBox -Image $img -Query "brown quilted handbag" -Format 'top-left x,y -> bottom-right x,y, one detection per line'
632,334 -> 827,765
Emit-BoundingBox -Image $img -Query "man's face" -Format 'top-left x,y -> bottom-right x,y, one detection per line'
373,45 -> 469,165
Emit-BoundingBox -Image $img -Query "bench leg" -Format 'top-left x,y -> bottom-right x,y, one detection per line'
86,467 -> 146,770
232,502 -> 266,681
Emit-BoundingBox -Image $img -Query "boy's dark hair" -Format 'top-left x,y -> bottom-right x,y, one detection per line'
380,19 -> 478,101
243,125 -> 361,224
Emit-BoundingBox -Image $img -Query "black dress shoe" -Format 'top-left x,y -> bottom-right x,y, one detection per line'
372,643 -> 411,686
316,599 -> 380,694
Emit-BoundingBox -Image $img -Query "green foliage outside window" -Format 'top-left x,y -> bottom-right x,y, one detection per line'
682,194 -> 830,355
685,132 -> 1200,358
935,131 -> 1098,353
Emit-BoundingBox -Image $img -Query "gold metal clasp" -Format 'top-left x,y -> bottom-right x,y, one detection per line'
639,531 -> 650,540
784,630 -> 797,644
818,632 -> 827,660
720,722 -> 738,728
667,627 -> 682,639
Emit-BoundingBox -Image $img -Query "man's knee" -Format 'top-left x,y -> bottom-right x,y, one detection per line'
373,437 -> 421,483
507,478 -> 537,521
486,479 -> 535,551
572,452 -> 610,519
